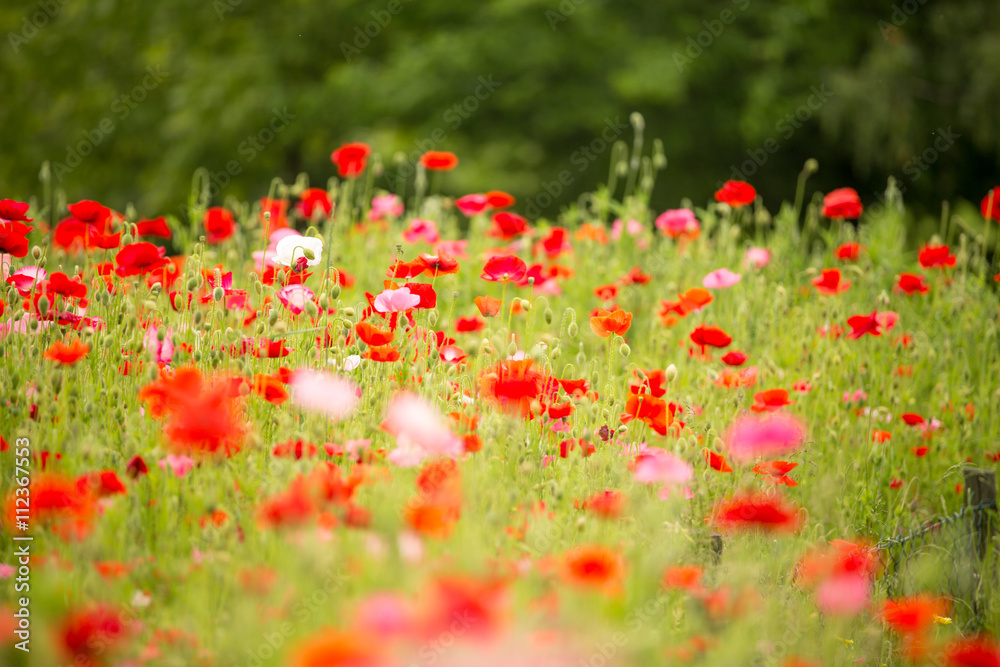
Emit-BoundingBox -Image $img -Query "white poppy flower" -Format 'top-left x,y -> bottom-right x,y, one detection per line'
274,234 -> 324,267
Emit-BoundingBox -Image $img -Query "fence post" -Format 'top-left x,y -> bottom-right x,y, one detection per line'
963,468 -> 998,560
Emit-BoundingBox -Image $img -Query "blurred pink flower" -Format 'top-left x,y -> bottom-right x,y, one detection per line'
703,268 -> 742,289
0,564 -> 15,578
611,218 -> 644,240
745,247 -> 771,269
5,266 -> 46,295
456,194 -> 490,217
143,325 -> 174,365
290,370 -> 359,420
435,239 -> 469,259
724,413 -> 807,463
815,572 -> 869,616
382,392 -> 463,467
655,209 -> 699,238
158,454 -> 195,477
374,286 -> 421,313
842,389 -> 867,403
402,218 -> 440,244
276,284 -> 315,315
371,194 -> 404,221
356,593 -> 415,638
632,447 -> 693,486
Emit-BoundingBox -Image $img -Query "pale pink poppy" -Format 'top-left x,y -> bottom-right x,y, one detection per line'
356,593 -> 415,637
815,572 -> 869,616
724,413 -> 807,463
158,455 -> 195,477
276,284 -> 315,315
842,389 -> 867,404
1,314 -> 50,338
290,370 -> 359,420
143,325 -> 174,365
655,209 -> 700,238
703,268 -> 742,289
455,194 -> 490,217
611,218 -> 643,240
382,392 -> 463,466
370,194 -> 404,221
374,286 -> 421,313
0,564 -> 15,578
252,248 -> 278,271
632,447 -> 694,485
402,218 -> 439,244
744,247 -> 771,269
876,311 -> 899,332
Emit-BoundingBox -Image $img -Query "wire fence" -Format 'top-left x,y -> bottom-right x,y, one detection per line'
872,497 -> 999,632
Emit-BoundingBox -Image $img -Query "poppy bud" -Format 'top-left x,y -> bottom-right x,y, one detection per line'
617,424 -> 628,434
273,321 -> 288,334
551,348 -> 561,360
428,311 -> 438,326
330,284 -> 342,299
803,158 -> 819,175
302,249 -> 316,261
568,322 -> 578,338
506,340 -> 518,357
653,139 -> 667,169
619,343 -> 631,357
186,278 -> 199,291
343,307 -> 355,318
577,352 -> 586,366
665,364 -> 678,382
122,234 -> 134,245
31,246 -> 42,260
193,350 -> 202,362
268,310 -> 279,326
520,299 -> 531,312
304,300 -> 319,317
38,298 -> 49,316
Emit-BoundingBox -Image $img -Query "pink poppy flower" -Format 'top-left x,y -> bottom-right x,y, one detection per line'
5,266 -> 46,295
435,239 -> 469,259
703,268 -> 742,289
158,454 -> 195,477
655,209 -> 700,238
374,286 -> 421,313
455,194 -> 490,217
632,447 -> 694,485
370,194 -> 404,221
402,218 -> 440,244
143,325 -> 174,365
290,370 -> 360,421
815,571 -> 869,616
276,284 -> 315,315
744,247 -> 771,269
382,392 -> 463,466
724,413 -> 807,463
611,218 -> 644,240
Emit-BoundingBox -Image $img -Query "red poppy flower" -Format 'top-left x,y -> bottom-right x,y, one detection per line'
918,244 -> 956,269
203,207 -> 236,244
834,242 -> 863,262
403,282 -> 437,309
822,188 -> 863,219
67,200 -> 111,225
812,268 -> 851,295
945,636 -> 1000,667
4,473 -> 96,540
712,491 -> 802,533
58,604 -> 131,664
721,351 -> 748,366
872,430 -> 891,443
558,378 -> 590,396
455,315 -> 484,332
0,220 -> 33,257
47,272 -> 88,300
621,394 -> 675,436
846,311 -> 882,340
752,460 -> 798,486
355,321 -> 395,346
76,471 -> 127,497
690,325 -> 732,349
136,217 -> 171,238
297,188 -> 333,219
331,142 -> 371,178
420,150 -> 459,171
272,439 -> 318,459
590,309 -> 633,338
628,368 -> 667,398
417,251 -> 460,277
126,455 -> 148,478
714,180 -> 757,207
0,199 -> 33,222
662,565 -> 705,594
488,211 -> 529,239
44,339 -> 90,365
578,490 -> 626,519
704,449 -> 733,473
561,544 -> 625,594
115,242 -> 168,277
751,388 -> 795,413
85,227 -> 121,250
981,186 -> 1000,222
880,595 -> 948,636
485,190 -> 515,208
481,255 -> 527,283
900,412 -> 925,426
252,374 -> 289,405
896,273 -> 929,295
593,283 -> 618,301
478,359 -> 554,417
365,344 -> 401,362
474,295 -> 502,317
